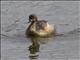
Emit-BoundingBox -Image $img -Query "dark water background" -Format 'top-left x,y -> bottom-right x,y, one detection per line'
1,1 -> 80,60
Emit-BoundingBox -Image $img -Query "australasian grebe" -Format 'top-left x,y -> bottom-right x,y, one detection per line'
26,14 -> 56,37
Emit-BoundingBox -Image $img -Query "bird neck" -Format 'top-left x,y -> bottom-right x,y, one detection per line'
27,21 -> 35,30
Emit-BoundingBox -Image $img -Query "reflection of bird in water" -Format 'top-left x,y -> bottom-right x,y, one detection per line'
26,14 -> 56,37
28,38 -> 40,59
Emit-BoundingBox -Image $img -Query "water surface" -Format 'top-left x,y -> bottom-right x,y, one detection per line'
1,1 -> 80,60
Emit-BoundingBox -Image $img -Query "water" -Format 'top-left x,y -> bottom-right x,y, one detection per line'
1,1 -> 80,60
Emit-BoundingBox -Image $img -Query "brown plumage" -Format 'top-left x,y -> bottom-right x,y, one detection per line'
26,14 -> 55,37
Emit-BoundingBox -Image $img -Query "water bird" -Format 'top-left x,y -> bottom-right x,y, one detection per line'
26,14 -> 56,37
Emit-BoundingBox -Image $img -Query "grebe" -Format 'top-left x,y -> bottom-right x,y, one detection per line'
26,14 -> 55,37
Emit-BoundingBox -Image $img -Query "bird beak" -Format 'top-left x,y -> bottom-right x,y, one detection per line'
27,20 -> 31,24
